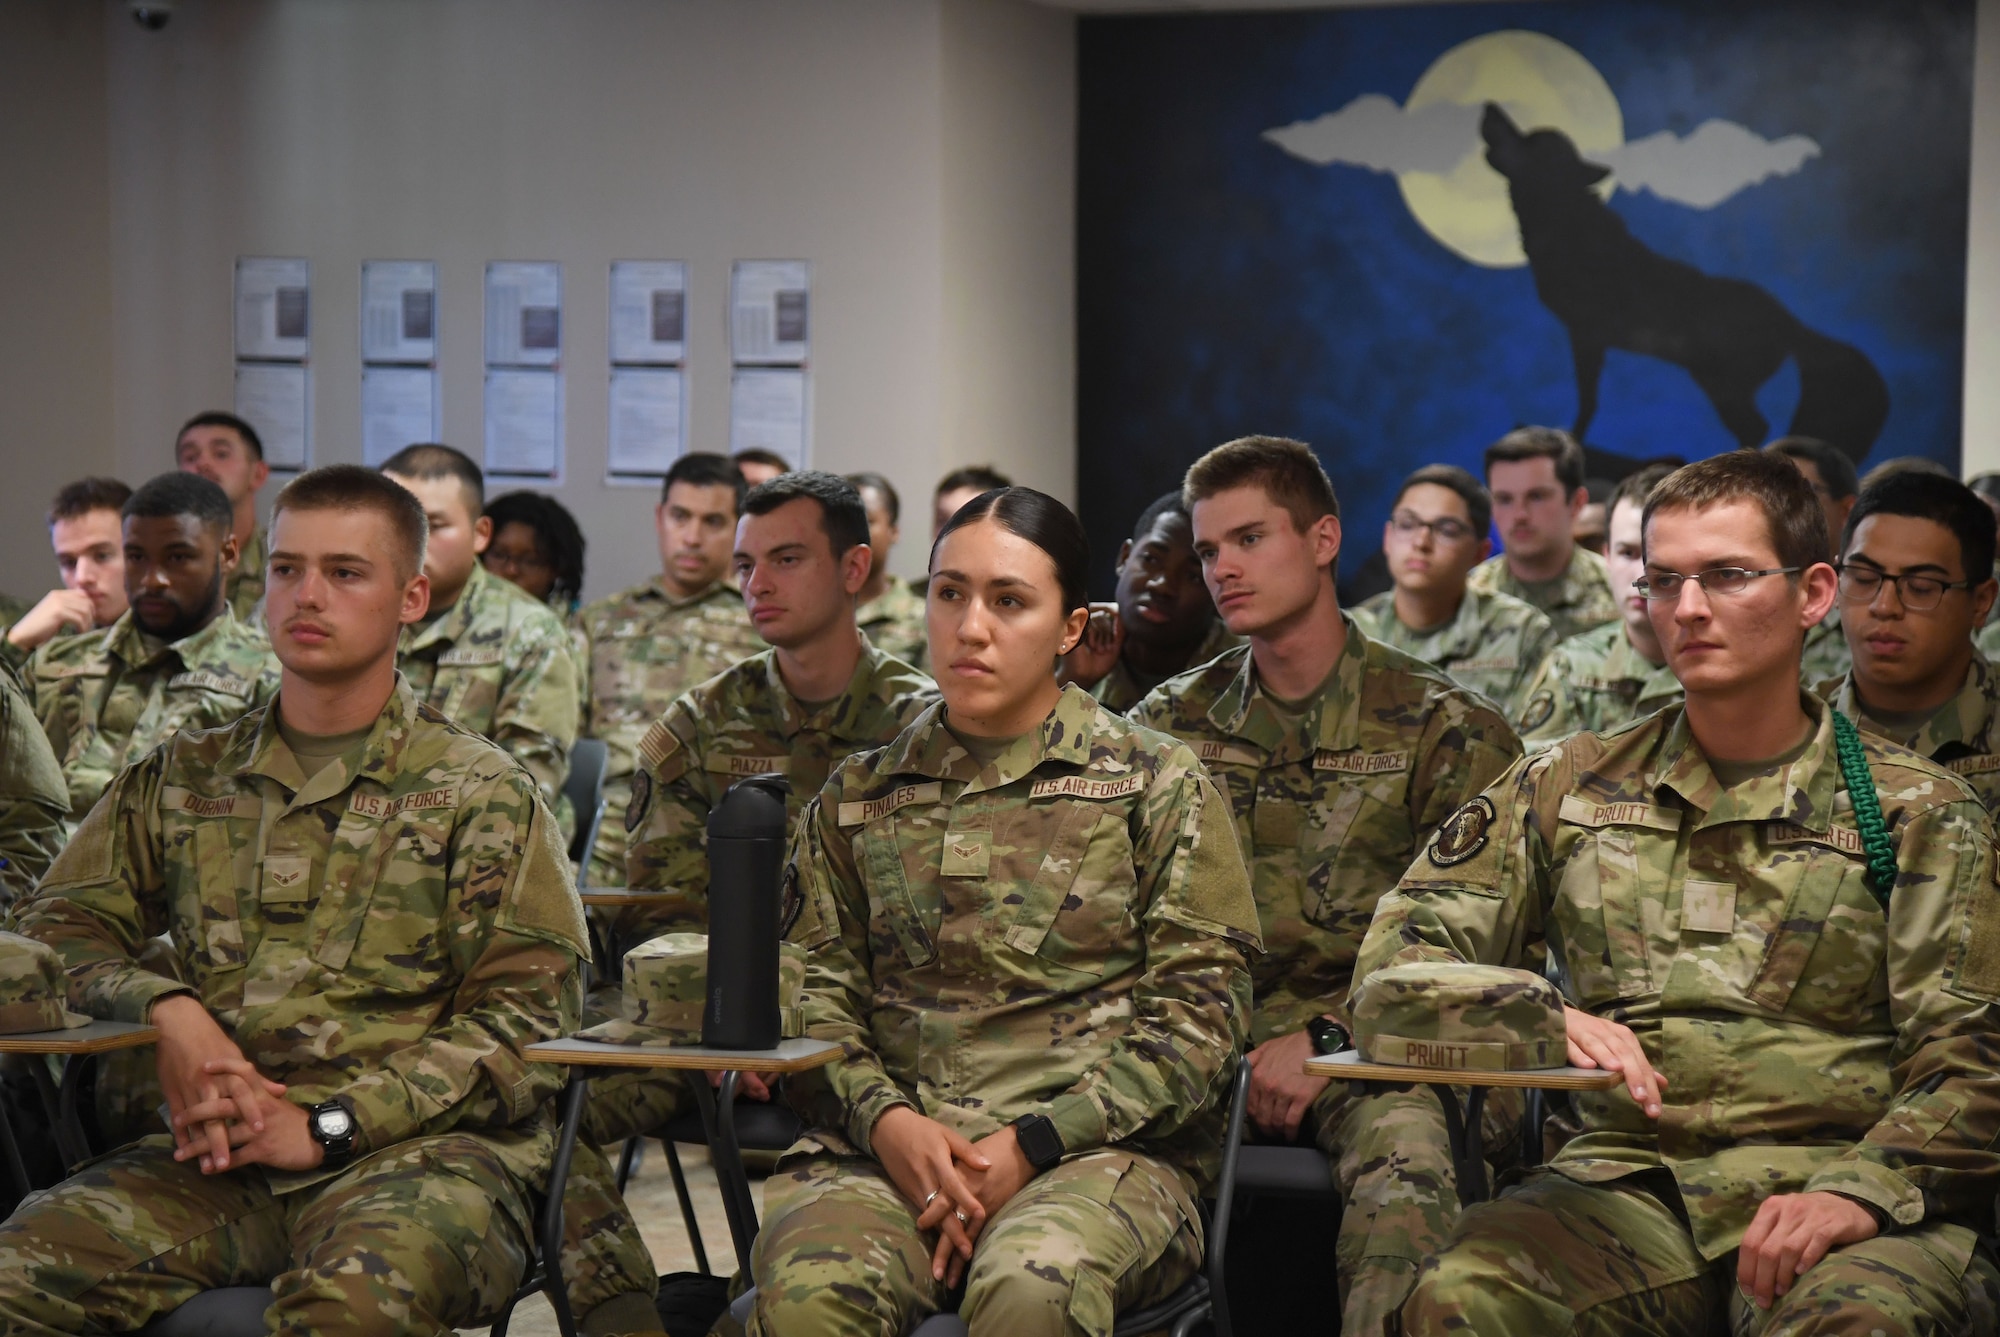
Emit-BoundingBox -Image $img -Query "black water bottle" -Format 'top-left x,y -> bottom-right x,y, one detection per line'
703,774 -> 791,1049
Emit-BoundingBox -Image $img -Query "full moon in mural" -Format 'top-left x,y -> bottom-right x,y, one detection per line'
1400,30 -> 1622,268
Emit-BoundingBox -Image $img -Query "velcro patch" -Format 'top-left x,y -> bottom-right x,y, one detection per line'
1314,750 -> 1410,775
1029,774 -> 1145,802
838,782 -> 943,827
261,854 -> 313,904
437,647 -> 505,667
1193,741 -> 1264,768
1767,821 -> 1866,857
1682,879 -> 1737,933
705,754 -> 792,778
1558,796 -> 1681,833
1946,754 -> 2000,777
1451,658 -> 1517,673
162,787 -> 259,820
168,670 -> 249,697
638,721 -> 680,773
349,786 -> 456,821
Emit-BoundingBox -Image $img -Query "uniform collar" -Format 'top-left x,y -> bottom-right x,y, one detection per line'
103,606 -> 241,674
879,682 -> 1097,794
401,561 -> 494,654
1652,692 -> 1840,831
1104,616 -> 1234,702
1206,612 -> 1365,758
647,573 -> 738,611
234,674 -> 421,809
762,639 -> 898,741
1834,652 -> 1997,760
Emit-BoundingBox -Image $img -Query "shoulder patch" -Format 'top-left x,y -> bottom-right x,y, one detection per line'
626,769 -> 652,832
838,781 -> 943,827
1428,796 -> 1495,867
1314,749 -> 1410,775
168,670 -> 250,697
1557,795 -> 1681,833
1029,773 -> 1145,801
638,720 -> 680,772
349,786 -> 456,821
1521,690 -> 1556,733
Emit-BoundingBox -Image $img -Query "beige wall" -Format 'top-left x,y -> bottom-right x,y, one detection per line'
1967,0 -> 2000,476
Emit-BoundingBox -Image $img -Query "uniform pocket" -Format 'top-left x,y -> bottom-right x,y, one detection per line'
858,822 -> 936,967
1551,830 -> 1655,1006
1004,800 -> 1119,977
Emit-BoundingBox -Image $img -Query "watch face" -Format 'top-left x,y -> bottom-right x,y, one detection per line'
316,1107 -> 354,1139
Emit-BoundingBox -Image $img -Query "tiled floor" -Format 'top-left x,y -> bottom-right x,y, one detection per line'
461,1140 -> 768,1337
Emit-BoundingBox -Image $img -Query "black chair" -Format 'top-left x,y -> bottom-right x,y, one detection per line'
725,1055 -> 1253,1337
564,738 -> 610,873
618,1096 -> 804,1277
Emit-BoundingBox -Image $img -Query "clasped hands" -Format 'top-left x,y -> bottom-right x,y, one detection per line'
870,1105 -> 1036,1288
151,994 -> 323,1174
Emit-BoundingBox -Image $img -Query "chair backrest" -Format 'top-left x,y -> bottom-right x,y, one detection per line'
564,738 -> 610,873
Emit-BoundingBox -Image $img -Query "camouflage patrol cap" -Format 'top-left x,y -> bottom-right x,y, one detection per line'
1349,963 -> 1566,1072
576,933 -> 808,1047
0,932 -> 90,1035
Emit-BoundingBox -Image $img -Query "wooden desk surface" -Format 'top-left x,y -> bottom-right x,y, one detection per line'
1305,1049 -> 1624,1090
527,1036 -> 841,1074
578,889 -> 676,908
0,1020 -> 159,1055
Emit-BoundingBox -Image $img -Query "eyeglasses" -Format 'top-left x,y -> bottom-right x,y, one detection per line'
484,548 -> 551,574
1390,512 -> 1476,544
1632,566 -> 1801,600
1836,564 -> 1974,612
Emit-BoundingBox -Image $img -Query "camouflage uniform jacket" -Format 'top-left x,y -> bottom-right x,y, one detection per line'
226,524 -> 268,624
623,641 -> 938,934
1356,695 -> 2000,1259
1351,587 -> 1558,724
1977,603 -> 2000,663
1090,618 -> 1240,716
856,579 -> 928,671
1130,619 -> 1521,1042
1799,606 -> 1852,685
575,576 -> 763,884
1517,620 -> 1683,753
1820,652 -> 2000,820
28,608 -> 280,822
1468,545 -> 1618,644
0,665 -> 66,911
397,562 -> 578,809
784,684 -> 1261,1183
15,676 -> 590,1196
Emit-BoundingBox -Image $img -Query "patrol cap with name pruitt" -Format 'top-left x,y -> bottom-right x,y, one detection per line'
1349,962 -> 1566,1073
0,931 -> 91,1035
576,932 -> 807,1047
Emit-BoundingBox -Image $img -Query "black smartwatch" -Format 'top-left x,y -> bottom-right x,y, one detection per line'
307,1098 -> 359,1165
1305,1016 -> 1352,1056
1010,1113 -> 1065,1173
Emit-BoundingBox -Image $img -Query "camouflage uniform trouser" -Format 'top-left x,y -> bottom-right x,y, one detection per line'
748,1144 -> 1203,1337
1310,1078 -> 1522,1337
1404,1169 -> 2000,1336
0,1132 -> 534,1335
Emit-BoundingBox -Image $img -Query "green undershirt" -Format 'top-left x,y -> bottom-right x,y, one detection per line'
275,715 -> 374,783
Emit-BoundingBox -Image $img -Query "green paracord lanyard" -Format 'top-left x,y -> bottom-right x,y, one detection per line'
1831,710 -> 1900,907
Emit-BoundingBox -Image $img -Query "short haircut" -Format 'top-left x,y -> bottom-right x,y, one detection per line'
1392,464 -> 1490,538
934,487 -> 1090,614
175,410 -> 263,462
1841,473 -> 1996,585
123,471 -> 233,538
380,443 -> 485,514
742,470 -> 871,557
1130,489 -> 1189,543
1642,448 -> 1829,572
1609,462 -> 1680,517
1762,435 -> 1858,501
662,452 -> 747,511
1860,455 -> 1953,491
732,448 -> 792,475
1182,435 -> 1340,531
272,465 -> 429,580
49,477 -> 133,528
1483,426 -> 1586,495
484,490 -> 586,607
846,471 -> 901,525
935,465 -> 1012,498
1967,472 -> 2000,504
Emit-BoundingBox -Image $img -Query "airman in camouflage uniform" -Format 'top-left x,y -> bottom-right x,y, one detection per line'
1517,619 -> 1684,750
0,663 -> 66,910
856,577 -> 928,669
25,606 -> 279,823
576,577 -> 763,885
396,560 -> 579,810
1364,695 -> 2000,1335
1352,586 -> 1557,724
1798,606 -> 1851,683
227,523 -> 268,624
1090,618 -> 1237,715
0,673 -> 663,1333
1467,544 -> 1618,644
1819,655 -> 2000,820
750,684 -> 1261,1336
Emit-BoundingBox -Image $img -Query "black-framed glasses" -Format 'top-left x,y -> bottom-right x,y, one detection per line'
1632,566 -> 1802,600
1836,563 -> 1975,612
1390,511 -> 1476,544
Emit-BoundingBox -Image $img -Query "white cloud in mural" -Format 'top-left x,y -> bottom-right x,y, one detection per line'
1600,120 -> 1820,209
1262,95 -> 1484,176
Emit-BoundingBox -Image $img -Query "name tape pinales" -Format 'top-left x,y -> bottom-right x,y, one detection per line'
1029,773 -> 1145,802
839,782 -> 944,827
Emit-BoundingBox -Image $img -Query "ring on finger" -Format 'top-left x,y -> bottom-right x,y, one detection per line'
923,1189 -> 940,1210
955,1209 -> 970,1225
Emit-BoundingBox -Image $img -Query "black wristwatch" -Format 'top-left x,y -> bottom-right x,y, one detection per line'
307,1098 -> 359,1165
1011,1113 -> 1065,1173
1306,1016 -> 1352,1056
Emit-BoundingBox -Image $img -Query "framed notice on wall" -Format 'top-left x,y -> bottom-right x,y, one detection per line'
730,260 -> 809,365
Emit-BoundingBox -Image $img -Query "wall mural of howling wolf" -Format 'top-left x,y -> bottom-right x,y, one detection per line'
1076,0 -> 1973,599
